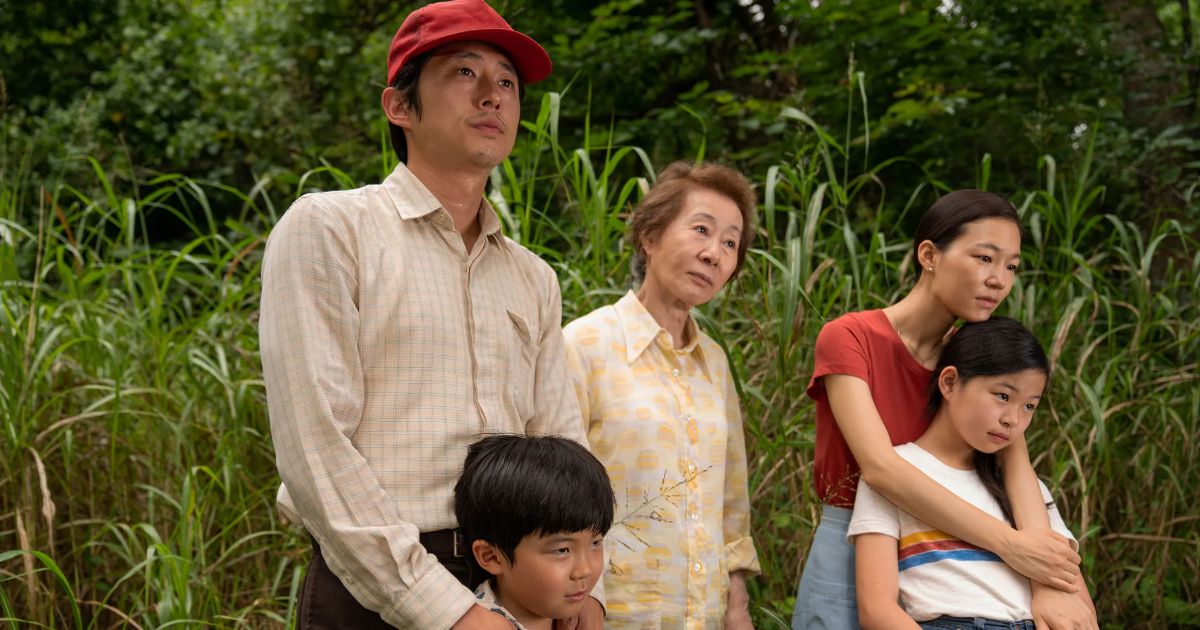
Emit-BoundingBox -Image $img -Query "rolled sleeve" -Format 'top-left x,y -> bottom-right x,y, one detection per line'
384,572 -> 477,629
721,360 -> 761,576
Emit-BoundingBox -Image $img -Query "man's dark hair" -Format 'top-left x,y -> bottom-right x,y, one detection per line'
454,434 -> 615,571
388,48 -> 528,163
388,53 -> 432,164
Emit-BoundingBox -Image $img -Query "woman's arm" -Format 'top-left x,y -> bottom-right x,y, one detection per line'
720,364 -> 761,574
827,375 -> 1080,590
721,385 -> 756,630
721,360 -> 758,629
995,429 -> 1098,628
999,433 -> 1052,530
1074,574 -> 1097,617
724,571 -> 753,629
1030,577 -> 1098,630
855,533 -> 921,630
1027,472 -> 1099,629
1003,432 -> 1096,600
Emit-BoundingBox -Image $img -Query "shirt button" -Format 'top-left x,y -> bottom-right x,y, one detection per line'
693,562 -> 702,572
690,513 -> 699,521
687,463 -> 696,472
672,368 -> 681,377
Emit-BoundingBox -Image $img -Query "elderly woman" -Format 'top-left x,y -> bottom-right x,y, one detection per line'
564,161 -> 760,629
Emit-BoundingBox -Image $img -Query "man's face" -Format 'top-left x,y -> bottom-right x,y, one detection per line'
402,41 -> 521,171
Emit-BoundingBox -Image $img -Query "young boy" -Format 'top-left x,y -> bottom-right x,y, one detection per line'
454,434 -> 614,630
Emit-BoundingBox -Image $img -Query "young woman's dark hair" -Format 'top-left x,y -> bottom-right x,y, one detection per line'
454,434 -> 615,579
927,317 -> 1050,524
912,190 -> 1021,280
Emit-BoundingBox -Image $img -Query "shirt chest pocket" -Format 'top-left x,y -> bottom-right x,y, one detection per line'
505,308 -> 538,421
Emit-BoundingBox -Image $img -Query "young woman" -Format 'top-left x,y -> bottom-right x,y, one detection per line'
564,162 -> 759,629
850,317 -> 1095,629
790,190 -> 1095,629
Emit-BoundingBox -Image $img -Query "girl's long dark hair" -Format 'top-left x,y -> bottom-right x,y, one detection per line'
928,317 -> 1050,525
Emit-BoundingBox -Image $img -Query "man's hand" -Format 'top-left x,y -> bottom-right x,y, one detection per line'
452,604 -> 515,629
1031,580 -> 1098,630
1000,528 -> 1081,591
724,571 -> 754,630
554,595 -> 604,630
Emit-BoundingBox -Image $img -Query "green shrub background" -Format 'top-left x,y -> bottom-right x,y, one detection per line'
2,0 -> 1197,627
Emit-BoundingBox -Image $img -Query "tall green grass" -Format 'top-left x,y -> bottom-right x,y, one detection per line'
2,89 -> 1197,627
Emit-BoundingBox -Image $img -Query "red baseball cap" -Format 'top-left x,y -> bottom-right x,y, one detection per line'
387,0 -> 552,86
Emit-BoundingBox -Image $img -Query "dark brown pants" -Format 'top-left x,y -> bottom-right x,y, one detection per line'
297,534 -> 474,630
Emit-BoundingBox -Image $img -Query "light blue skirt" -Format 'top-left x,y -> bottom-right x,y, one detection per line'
791,505 -> 860,630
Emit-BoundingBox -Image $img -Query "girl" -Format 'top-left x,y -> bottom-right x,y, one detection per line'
791,190 -> 1094,629
849,316 -> 1095,629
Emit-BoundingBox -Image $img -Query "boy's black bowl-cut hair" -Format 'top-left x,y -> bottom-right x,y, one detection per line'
454,434 -> 616,569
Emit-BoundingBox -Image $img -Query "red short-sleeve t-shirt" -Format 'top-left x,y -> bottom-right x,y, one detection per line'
809,310 -> 934,507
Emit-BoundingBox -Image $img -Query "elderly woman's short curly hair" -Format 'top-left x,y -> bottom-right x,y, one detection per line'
629,161 -> 757,283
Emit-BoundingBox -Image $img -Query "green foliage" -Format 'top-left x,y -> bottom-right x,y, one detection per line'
5,0 -> 1196,232
3,86 -> 1199,626
2,0 -> 411,194
2,0 -> 1199,624
0,151 -> 301,625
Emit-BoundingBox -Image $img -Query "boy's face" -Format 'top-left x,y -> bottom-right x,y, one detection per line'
485,530 -> 604,625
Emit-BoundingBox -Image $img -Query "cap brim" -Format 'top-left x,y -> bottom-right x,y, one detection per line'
409,28 -> 552,84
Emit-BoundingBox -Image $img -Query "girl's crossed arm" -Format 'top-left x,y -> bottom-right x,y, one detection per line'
827,374 -> 1081,590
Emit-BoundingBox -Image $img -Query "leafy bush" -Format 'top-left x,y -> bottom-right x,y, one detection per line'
2,88 -> 1198,626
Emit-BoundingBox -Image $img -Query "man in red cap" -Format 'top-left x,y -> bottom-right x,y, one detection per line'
259,1 -> 602,627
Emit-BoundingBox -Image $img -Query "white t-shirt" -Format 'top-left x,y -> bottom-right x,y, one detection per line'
847,442 -> 1077,622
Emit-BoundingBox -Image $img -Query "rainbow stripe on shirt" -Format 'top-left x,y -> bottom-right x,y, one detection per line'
898,529 -> 1002,571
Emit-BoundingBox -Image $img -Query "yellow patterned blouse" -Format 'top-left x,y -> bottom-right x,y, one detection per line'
564,291 -> 760,629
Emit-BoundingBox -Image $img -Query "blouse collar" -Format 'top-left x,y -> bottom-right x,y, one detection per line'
614,290 -> 707,366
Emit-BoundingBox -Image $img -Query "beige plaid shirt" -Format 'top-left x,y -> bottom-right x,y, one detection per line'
260,163 -> 587,628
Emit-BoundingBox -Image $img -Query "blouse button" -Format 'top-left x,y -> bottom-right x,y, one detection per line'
671,368 -> 681,377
